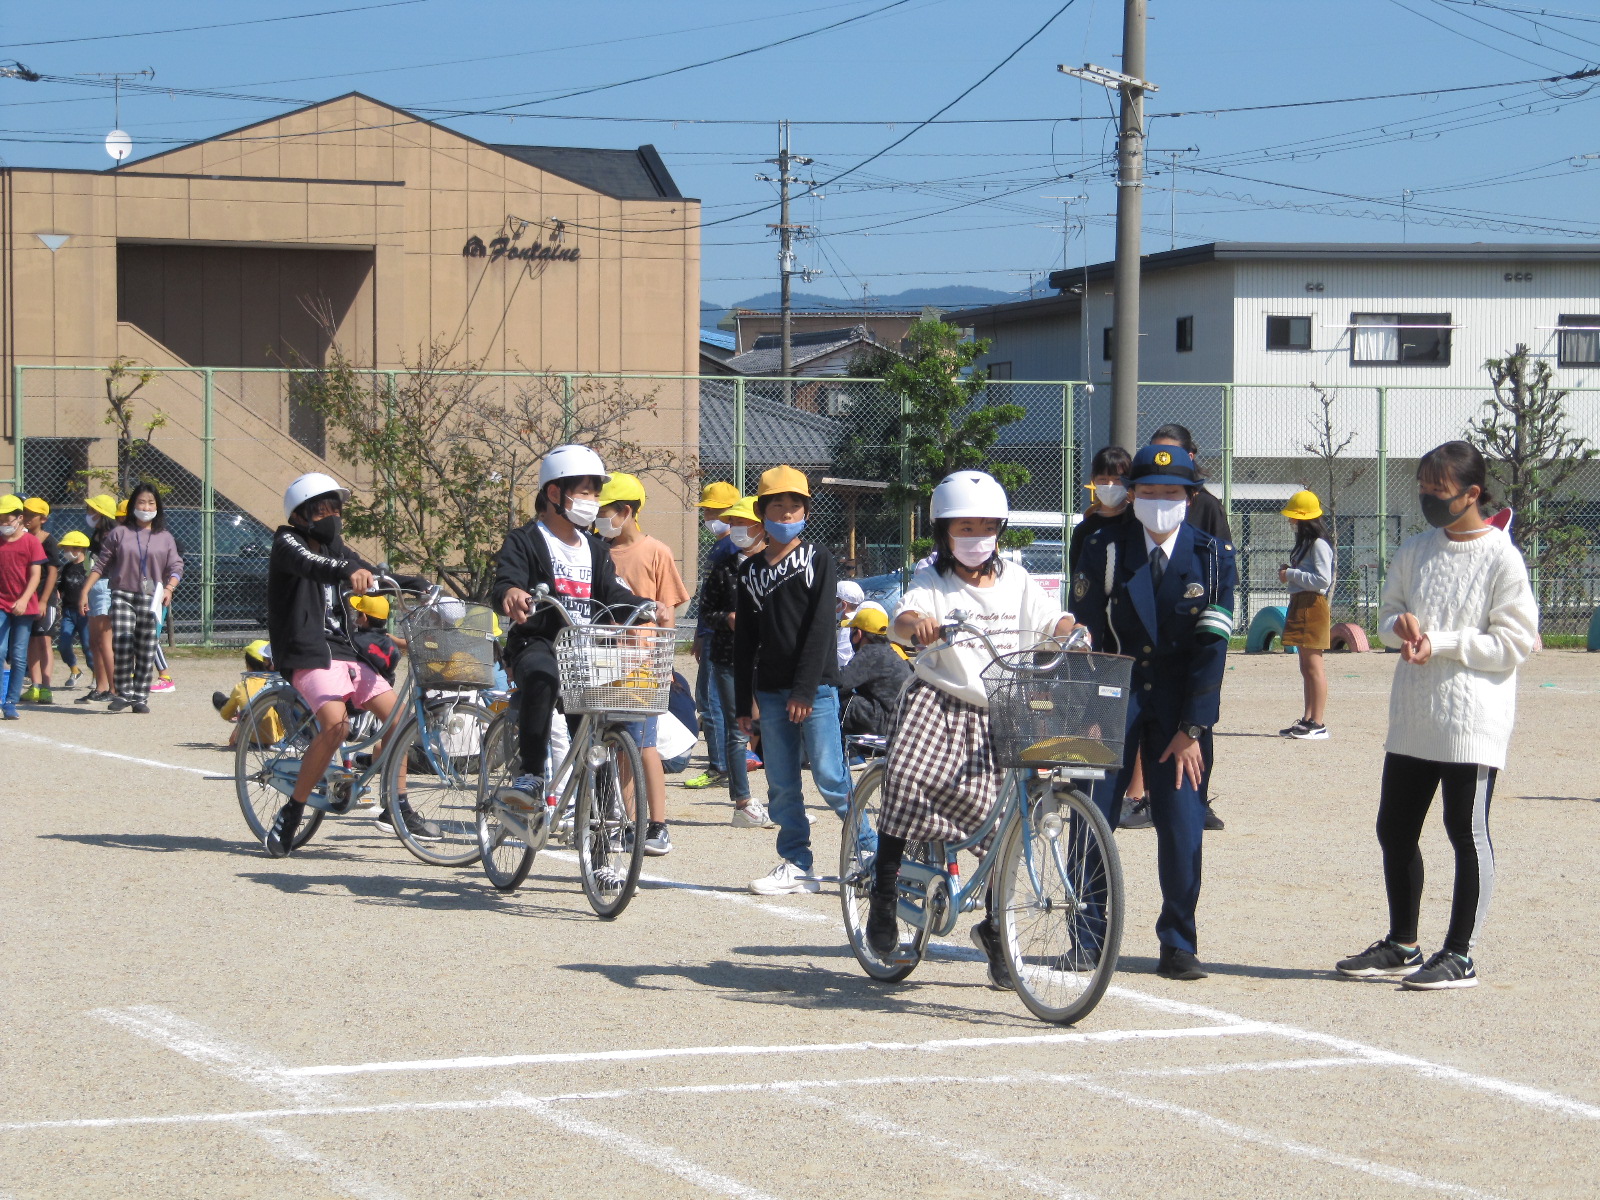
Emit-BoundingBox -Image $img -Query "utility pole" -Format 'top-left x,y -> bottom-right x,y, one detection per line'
756,121 -> 819,400
1061,5 -> 1158,451
1149,147 -> 1198,251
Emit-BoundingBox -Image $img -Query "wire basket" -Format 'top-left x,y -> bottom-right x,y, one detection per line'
398,596 -> 499,690
555,624 -> 676,715
981,646 -> 1133,770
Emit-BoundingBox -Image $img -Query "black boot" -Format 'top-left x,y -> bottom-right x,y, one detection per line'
866,883 -> 899,956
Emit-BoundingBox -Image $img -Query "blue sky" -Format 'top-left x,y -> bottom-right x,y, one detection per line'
5,0 -> 1599,306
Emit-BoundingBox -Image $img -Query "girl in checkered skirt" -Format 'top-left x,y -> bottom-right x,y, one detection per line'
872,471 -> 1081,988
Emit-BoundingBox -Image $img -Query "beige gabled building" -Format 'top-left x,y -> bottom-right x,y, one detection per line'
1,92 -> 700,554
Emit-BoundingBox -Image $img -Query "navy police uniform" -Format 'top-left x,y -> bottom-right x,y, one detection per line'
1071,445 -> 1236,957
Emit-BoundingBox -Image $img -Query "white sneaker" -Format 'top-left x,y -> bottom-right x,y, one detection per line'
749,860 -> 821,896
731,801 -> 774,828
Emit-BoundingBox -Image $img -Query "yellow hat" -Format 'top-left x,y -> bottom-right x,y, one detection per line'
23,497 -> 49,515
58,530 -> 92,548
244,638 -> 273,666
844,600 -> 890,635
1281,489 -> 1323,521
721,495 -> 759,524
116,499 -> 129,518
349,594 -> 390,620
697,480 -> 740,510
598,471 -> 646,512
86,494 -> 117,519
0,494 -> 21,514
756,465 -> 810,501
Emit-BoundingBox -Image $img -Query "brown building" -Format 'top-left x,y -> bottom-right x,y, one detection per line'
1,92 -> 700,561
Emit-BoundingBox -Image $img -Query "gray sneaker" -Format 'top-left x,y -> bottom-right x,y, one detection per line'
1336,938 -> 1424,978
1401,949 -> 1477,990
643,822 -> 672,856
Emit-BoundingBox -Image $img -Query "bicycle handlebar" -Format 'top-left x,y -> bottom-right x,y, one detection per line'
527,583 -> 657,629
920,610 -> 1091,675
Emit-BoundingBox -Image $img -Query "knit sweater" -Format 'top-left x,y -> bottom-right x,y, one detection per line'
1284,537 -> 1333,595
1377,526 -> 1538,770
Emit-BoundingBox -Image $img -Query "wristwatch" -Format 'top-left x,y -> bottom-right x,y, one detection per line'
1181,722 -> 1208,741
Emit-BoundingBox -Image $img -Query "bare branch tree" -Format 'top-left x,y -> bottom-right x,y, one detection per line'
1300,381 -> 1367,549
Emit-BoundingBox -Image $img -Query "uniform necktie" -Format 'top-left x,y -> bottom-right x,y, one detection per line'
1150,547 -> 1166,592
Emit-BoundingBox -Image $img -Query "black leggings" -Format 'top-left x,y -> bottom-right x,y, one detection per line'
873,834 -> 995,919
511,640 -> 577,778
1376,752 -> 1497,957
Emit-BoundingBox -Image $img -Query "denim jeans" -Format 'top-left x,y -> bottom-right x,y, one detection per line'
696,638 -> 728,774
710,660 -> 750,802
57,610 -> 95,672
755,684 -> 871,874
1,611 -> 35,707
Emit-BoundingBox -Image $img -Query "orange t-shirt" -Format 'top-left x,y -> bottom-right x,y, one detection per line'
607,534 -> 690,615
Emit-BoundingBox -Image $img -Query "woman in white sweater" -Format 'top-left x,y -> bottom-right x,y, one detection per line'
1335,441 -> 1538,990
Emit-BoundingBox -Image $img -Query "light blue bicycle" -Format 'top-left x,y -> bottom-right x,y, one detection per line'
840,615 -> 1129,1024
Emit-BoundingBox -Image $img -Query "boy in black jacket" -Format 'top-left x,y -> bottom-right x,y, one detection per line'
837,602 -> 911,738
491,444 -> 641,805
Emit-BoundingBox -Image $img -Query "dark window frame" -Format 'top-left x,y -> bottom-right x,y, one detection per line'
1176,315 -> 1194,353
1102,327 -> 1113,361
1350,312 -> 1452,367
1265,314 -> 1312,352
1557,314 -> 1600,368
986,360 -> 1013,380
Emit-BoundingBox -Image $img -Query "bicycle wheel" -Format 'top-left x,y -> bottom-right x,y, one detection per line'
575,725 -> 647,919
995,782 -> 1123,1025
839,763 -> 928,982
234,684 -> 325,851
382,700 -> 492,868
476,711 -> 535,891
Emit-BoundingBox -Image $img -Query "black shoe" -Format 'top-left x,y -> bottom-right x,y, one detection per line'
264,802 -> 304,857
1336,938 -> 1423,978
969,918 -> 1015,991
401,802 -> 443,842
865,887 -> 900,957
1157,946 -> 1208,980
1401,949 -> 1477,990
132,702 -> 150,715
76,689 -> 110,704
107,696 -> 133,712
1119,798 -> 1153,830
212,690 -> 229,712
1203,804 -> 1225,831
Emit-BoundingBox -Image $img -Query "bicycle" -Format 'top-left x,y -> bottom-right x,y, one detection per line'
234,579 -> 496,866
839,616 -> 1129,1025
475,587 -> 670,918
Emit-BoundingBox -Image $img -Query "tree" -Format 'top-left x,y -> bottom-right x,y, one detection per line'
77,357 -> 169,496
1468,343 -> 1596,618
1300,382 -> 1368,549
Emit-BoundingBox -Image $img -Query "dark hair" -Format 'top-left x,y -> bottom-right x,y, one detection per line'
122,483 -> 166,533
1290,516 -> 1330,564
535,475 -> 600,515
293,490 -> 343,523
754,491 -> 810,517
1090,445 -> 1132,479
1417,441 -> 1495,510
244,646 -> 270,670
931,516 -> 1005,578
1149,423 -> 1197,457
852,628 -> 890,647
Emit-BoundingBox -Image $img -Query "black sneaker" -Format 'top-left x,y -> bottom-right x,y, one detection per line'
1157,946 -> 1209,980
132,702 -> 150,714
76,689 -> 111,704
1401,949 -> 1477,990
107,696 -> 133,713
969,918 -> 1015,991
1336,938 -> 1424,978
643,822 -> 672,856
1119,798 -> 1153,830
400,802 -> 443,842
264,802 -> 304,857
1289,721 -> 1329,741
212,691 -> 229,712
1203,804 -> 1225,831
865,887 -> 899,957
1279,718 -> 1311,738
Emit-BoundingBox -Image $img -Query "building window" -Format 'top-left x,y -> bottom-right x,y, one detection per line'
1176,316 -> 1194,353
1351,312 -> 1451,366
986,360 -> 1013,380
1557,314 -> 1600,367
1266,315 -> 1311,351
1102,327 -> 1114,361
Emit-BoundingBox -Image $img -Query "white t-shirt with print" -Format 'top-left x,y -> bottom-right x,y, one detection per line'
894,562 -> 1062,708
537,521 -> 593,623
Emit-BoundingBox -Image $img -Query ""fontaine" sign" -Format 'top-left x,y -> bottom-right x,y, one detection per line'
462,234 -> 580,263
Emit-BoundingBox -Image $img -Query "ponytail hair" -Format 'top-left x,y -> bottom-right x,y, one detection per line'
1418,441 -> 1496,511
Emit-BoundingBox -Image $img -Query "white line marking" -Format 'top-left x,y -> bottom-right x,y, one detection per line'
282,1022 -> 1273,1078
249,1125 -> 406,1200
543,849 -> 833,925
0,728 -> 213,777
1043,1073 -> 1515,1200
505,1091 -> 784,1200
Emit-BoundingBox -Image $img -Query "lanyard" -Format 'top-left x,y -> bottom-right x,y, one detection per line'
135,528 -> 152,581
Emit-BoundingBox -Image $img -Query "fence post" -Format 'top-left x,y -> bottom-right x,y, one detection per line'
1375,385 -> 1389,606
561,374 -> 575,441
732,377 -> 747,493
200,369 -> 216,645
1220,383 -> 1234,521
1060,382 -> 1074,584
9,364 -> 22,492
383,372 -> 398,565
899,386 -> 914,575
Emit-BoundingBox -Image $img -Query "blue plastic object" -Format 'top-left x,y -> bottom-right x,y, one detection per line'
1245,605 -> 1292,654
1588,607 -> 1600,652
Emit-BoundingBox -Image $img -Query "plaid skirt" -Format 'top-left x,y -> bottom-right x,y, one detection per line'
879,681 -> 1001,843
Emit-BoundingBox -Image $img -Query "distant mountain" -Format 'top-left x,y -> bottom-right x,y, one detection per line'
700,285 -> 1021,328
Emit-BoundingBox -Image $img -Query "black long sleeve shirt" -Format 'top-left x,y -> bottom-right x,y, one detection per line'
733,540 -> 838,716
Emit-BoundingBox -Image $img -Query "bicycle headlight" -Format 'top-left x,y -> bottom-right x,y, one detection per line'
1040,810 -> 1064,840
586,745 -> 608,770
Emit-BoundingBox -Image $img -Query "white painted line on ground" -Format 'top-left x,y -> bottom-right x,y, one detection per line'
1043,1073 -> 1515,1200
282,1021 -> 1273,1078
542,849 -> 833,925
0,728 -> 213,777
505,1091 -> 784,1200
248,1125 -> 407,1200
1113,1056 -> 1375,1080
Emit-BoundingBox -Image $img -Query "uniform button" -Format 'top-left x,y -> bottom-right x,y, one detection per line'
1143,645 -> 1153,653
1189,606 -> 1199,614
1142,682 -> 1152,692
1140,660 -> 1150,668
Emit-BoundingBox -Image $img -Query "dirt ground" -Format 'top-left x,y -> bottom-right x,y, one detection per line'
2,647 -> 1597,1199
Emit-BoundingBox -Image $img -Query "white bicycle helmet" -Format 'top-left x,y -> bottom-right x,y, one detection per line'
930,470 -> 1009,521
538,444 -> 610,487
283,472 -> 351,521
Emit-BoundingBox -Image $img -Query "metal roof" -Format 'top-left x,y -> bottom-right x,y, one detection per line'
699,382 -> 843,467
699,328 -> 737,351
724,331 -> 879,376
490,143 -> 682,200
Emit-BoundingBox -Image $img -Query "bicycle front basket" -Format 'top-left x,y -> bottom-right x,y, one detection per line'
399,598 -> 499,690
981,649 -> 1133,770
555,624 -> 675,715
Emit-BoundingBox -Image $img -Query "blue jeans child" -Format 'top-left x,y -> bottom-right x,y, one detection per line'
711,660 -> 750,803
1,611 -> 36,712
754,684 -> 872,874
695,636 -> 728,775
56,610 -> 95,674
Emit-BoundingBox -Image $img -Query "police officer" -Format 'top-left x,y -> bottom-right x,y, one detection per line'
1071,443 -> 1237,980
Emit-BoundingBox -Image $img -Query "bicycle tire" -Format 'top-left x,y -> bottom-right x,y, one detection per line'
839,763 -> 926,982
995,783 -> 1123,1025
475,711 -> 535,891
233,683 -> 324,851
381,701 -> 492,868
576,726 -> 647,919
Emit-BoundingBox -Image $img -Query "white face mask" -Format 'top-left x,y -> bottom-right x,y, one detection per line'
950,534 -> 998,568
593,514 -> 625,540
728,525 -> 762,551
1133,495 -> 1187,535
1095,482 -> 1128,509
563,496 -> 601,528
85,516 -> 99,529
0,523 -> 17,538
134,507 -> 157,523
705,520 -> 730,538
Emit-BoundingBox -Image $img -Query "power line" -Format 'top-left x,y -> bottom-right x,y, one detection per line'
5,1 -> 437,48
